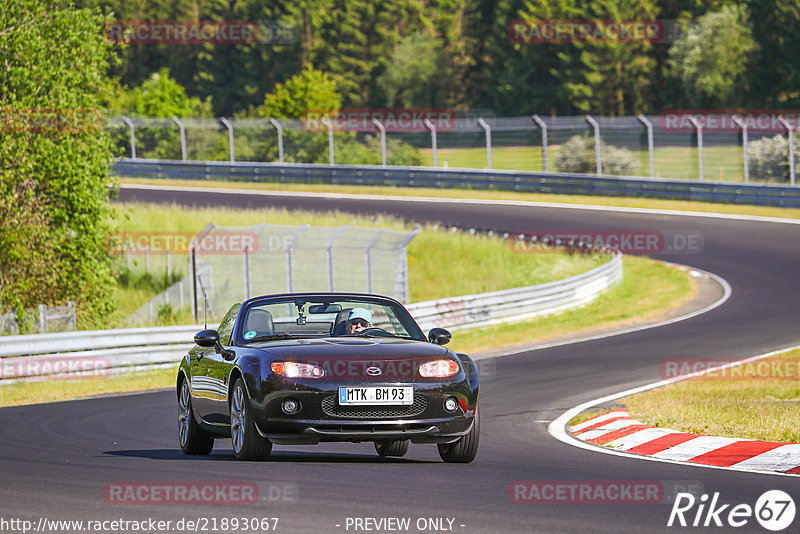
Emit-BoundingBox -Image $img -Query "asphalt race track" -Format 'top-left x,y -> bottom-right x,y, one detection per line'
2,185 -> 799,533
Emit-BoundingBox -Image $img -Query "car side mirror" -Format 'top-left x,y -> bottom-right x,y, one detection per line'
428,328 -> 451,346
194,329 -> 219,347
194,329 -> 235,360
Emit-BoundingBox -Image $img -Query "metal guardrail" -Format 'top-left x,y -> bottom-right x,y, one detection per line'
114,159 -> 800,208
0,256 -> 621,383
408,254 -> 622,331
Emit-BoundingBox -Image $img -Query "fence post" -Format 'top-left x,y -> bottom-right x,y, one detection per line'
687,115 -> 704,180
532,114 -> 548,172
364,230 -> 385,294
268,118 -> 284,163
424,119 -> 438,167
778,116 -> 796,186
145,245 -> 150,273
166,250 -> 172,278
170,116 -> 187,161
396,228 -> 421,303
191,248 -> 198,322
372,118 -> 387,166
67,301 -> 76,330
125,246 -> 131,269
121,115 -> 136,159
38,304 -> 47,333
637,114 -> 655,177
585,115 -> 602,175
242,245 -> 251,300
478,118 -> 492,169
731,115 -> 749,183
322,117 -> 335,165
326,226 -> 348,291
285,225 -> 308,293
220,117 -> 235,162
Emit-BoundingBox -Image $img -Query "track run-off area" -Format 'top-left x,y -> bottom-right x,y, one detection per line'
2,184 -> 799,533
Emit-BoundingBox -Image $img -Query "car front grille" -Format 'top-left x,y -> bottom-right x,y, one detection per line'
321,394 -> 428,419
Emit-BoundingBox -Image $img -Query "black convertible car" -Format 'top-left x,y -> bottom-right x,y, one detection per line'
177,292 -> 480,462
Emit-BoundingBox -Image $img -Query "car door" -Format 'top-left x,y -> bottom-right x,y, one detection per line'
202,303 -> 241,425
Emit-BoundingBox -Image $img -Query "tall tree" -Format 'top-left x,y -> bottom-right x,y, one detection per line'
668,4 -> 757,108
0,0 -> 117,324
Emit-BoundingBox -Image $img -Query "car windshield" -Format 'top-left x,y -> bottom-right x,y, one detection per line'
238,296 -> 425,344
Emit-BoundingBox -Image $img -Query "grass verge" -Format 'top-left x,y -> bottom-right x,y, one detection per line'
119,177 -> 800,221
618,349 -> 800,443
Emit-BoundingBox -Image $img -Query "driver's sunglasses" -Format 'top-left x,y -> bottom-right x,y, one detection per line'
351,319 -> 370,327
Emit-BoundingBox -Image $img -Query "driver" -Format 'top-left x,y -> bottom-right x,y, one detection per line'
347,308 -> 372,334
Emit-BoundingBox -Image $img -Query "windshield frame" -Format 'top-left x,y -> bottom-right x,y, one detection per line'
234,293 -> 426,345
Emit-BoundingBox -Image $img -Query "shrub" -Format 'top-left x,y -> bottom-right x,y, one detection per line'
554,135 -> 641,176
747,134 -> 800,182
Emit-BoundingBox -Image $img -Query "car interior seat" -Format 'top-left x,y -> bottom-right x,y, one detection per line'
244,309 -> 274,337
331,308 -> 353,336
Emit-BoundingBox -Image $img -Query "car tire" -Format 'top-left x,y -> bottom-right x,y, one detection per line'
230,378 -> 272,461
437,406 -> 479,463
374,439 -> 410,457
178,379 -> 214,455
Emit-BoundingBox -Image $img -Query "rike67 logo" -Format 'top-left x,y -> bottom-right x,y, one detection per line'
668,490 -> 795,531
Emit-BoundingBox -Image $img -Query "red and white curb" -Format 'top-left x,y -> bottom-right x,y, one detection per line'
571,409 -> 800,475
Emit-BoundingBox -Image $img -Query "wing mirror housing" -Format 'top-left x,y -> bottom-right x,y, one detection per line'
194,329 -> 235,360
428,327 -> 452,346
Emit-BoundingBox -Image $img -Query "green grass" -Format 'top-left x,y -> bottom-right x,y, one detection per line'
119,177 -> 800,220
447,256 -> 693,355
419,145 -> 748,182
618,349 -> 800,442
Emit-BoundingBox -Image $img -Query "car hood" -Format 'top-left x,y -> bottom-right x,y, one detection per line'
247,337 -> 452,362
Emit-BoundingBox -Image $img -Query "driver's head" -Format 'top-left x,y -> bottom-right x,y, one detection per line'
348,308 -> 373,334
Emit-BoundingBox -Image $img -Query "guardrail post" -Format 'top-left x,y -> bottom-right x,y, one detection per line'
532,114 -> 548,172
322,117 -> 335,165
585,115 -> 602,175
478,118 -> 492,169
121,115 -> 137,159
170,116 -> 187,161
637,114 -> 655,177
372,118 -> 387,166
687,115 -> 704,180
731,115 -> 749,183
220,117 -> 235,162
778,116 -> 796,185
268,118 -> 284,163
424,119 -> 438,167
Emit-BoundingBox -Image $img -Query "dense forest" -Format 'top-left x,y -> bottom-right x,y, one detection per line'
81,0 -> 800,117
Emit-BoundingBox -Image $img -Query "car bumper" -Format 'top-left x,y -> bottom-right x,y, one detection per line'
254,416 -> 475,445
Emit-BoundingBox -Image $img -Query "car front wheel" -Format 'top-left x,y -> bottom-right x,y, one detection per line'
374,439 -> 409,457
230,378 -> 272,461
437,406 -> 479,463
178,379 -> 214,455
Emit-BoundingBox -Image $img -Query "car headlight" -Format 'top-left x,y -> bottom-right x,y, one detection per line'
270,362 -> 325,378
419,359 -> 460,378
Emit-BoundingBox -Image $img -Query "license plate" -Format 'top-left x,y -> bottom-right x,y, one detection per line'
338,386 -> 414,405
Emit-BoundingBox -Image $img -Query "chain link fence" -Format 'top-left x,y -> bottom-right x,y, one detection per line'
124,223 -> 419,327
0,302 -> 76,335
107,113 -> 800,185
